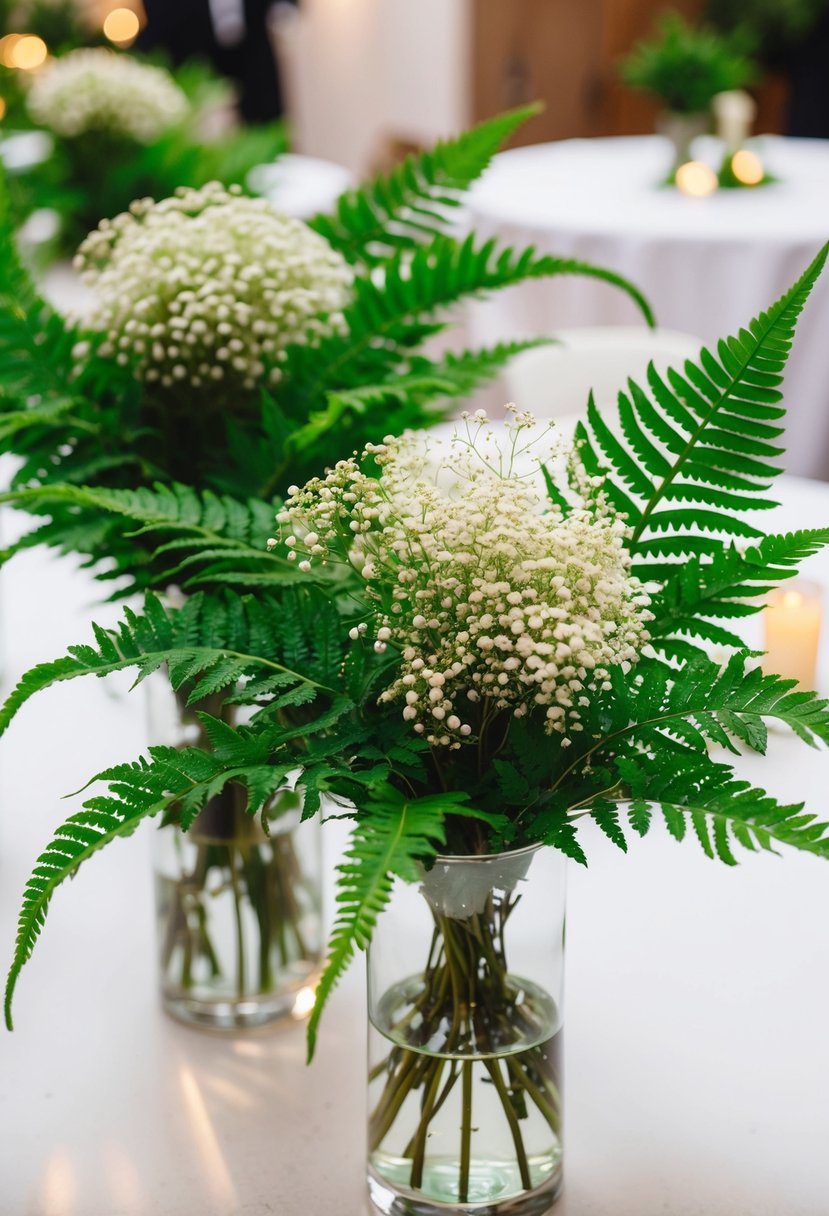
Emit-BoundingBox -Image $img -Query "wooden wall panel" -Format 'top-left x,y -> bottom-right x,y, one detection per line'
470,0 -> 785,143
470,0 -> 604,145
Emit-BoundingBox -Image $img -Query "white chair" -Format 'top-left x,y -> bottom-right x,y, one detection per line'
500,327 -> 703,430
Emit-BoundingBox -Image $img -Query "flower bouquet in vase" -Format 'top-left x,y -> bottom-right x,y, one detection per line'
16,47 -> 288,256
620,13 -> 758,180
5,244 -> 829,1209
0,105 -> 649,1030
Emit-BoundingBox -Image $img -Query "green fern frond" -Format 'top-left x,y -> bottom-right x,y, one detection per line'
285,340 -> 552,458
0,216 -> 79,407
648,530 -> 829,654
3,736 -> 296,1029
574,244 -> 829,571
307,787 -> 463,1059
0,482 -> 294,592
553,656 -> 829,805
607,754 -> 829,864
308,106 -> 540,265
285,235 -> 654,411
0,589 -> 347,739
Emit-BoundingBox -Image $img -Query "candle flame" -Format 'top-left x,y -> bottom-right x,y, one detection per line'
731,149 -> 764,186
675,160 -> 717,197
781,590 -> 804,610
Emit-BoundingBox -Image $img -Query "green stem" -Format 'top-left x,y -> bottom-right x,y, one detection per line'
459,1060 -> 473,1203
484,1057 -> 532,1191
228,846 -> 246,999
409,1058 -> 447,1190
506,1053 -> 561,1134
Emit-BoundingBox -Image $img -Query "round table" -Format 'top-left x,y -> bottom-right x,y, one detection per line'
466,135 -> 829,480
1,477 -> 828,1215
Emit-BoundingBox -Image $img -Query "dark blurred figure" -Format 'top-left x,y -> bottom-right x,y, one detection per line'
138,0 -> 293,123
786,8 -> 829,137
708,0 -> 829,138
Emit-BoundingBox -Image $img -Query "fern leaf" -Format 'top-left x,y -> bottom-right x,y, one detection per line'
285,340 -> 552,457
648,530 -> 829,654
0,482 -> 294,593
306,786 -> 467,1059
4,740 -> 294,1028
573,245 -> 829,572
0,590 -> 343,739
612,753 -> 829,863
286,235 -> 654,411
308,106 -> 540,265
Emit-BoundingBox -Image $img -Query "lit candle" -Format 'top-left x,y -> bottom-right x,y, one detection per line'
730,148 -> 765,186
763,581 -> 822,689
675,160 -> 718,197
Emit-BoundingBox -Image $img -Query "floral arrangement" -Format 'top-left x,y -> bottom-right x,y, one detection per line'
10,49 -> 287,254
620,12 -> 757,115
1,245 -> 828,1202
76,182 -> 352,398
0,106 -> 651,1031
27,47 -> 189,141
277,420 -> 650,747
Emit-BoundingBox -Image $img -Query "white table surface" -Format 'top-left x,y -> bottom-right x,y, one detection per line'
465,135 -> 829,482
1,477 -> 829,1216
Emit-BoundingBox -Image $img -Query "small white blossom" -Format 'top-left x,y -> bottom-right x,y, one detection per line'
278,416 -> 652,746
28,49 -> 188,142
75,183 -> 352,403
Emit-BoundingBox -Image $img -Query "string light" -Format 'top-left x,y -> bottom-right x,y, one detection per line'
675,160 -> 717,197
103,8 -> 141,46
730,148 -> 764,186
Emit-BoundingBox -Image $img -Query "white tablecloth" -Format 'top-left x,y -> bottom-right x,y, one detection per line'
466,135 -> 829,480
1,478 -> 829,1215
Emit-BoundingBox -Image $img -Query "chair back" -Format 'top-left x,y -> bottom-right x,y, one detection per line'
502,327 -> 703,423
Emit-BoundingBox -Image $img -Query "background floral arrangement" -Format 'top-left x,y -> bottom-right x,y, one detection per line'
5,48 -> 288,254
620,11 -> 758,115
0,105 -> 649,554
27,46 -> 189,140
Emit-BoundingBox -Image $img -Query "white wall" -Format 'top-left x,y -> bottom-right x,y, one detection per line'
276,0 -> 469,176
380,0 -> 469,145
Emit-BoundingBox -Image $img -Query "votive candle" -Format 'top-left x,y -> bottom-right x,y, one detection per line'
763,581 -> 822,689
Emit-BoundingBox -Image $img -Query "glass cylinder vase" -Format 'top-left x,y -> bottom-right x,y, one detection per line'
367,845 -> 566,1216
148,675 -> 323,1031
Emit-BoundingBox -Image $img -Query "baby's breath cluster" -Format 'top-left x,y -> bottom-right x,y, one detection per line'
27,49 -> 188,142
75,183 -> 352,398
276,413 -> 651,747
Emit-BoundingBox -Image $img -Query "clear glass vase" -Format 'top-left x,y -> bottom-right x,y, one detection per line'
148,675 -> 322,1031
367,845 -> 566,1216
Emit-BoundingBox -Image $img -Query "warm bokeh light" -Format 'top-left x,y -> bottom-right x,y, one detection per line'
0,97 -> 6,121
782,590 -> 804,611
0,34 -> 22,67
675,160 -> 717,198
291,984 -> 317,1019
103,7 -> 141,45
731,149 -> 765,186
9,34 -> 48,70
